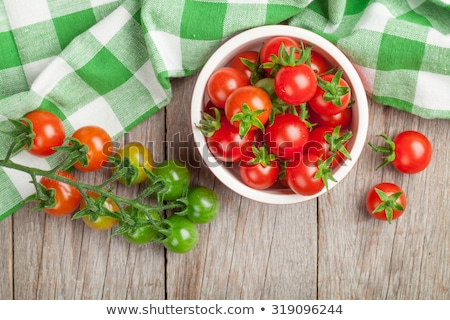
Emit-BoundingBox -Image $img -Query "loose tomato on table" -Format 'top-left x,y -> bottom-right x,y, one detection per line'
71,126 -> 112,172
206,67 -> 248,108
309,70 -> 351,116
112,142 -> 154,185
265,113 -> 309,160
368,130 -> 432,174
225,85 -> 272,137
366,182 -> 407,223
23,110 -> 66,157
39,171 -> 82,217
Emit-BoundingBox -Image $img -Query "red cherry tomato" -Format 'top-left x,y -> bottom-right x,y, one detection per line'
286,154 -> 326,196
391,131 -> 432,174
240,160 -> 280,190
206,116 -> 254,162
229,50 -> 259,82
23,110 -> 65,157
206,67 -> 248,108
307,105 -> 352,129
39,171 -> 82,217
369,130 -> 432,174
274,64 -> 318,105
309,72 -> 351,116
366,182 -> 407,223
259,36 -> 300,75
71,126 -> 112,172
239,145 -> 280,190
310,50 -> 330,74
224,85 -> 272,137
265,113 -> 309,160
306,126 -> 351,168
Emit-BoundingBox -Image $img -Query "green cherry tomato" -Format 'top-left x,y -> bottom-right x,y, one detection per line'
113,142 -> 154,185
153,160 -> 190,201
120,206 -> 160,245
186,186 -> 220,224
162,215 -> 199,254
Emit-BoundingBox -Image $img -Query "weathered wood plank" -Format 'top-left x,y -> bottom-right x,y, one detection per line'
318,100 -> 450,299
165,76 -> 318,299
0,215 -> 12,299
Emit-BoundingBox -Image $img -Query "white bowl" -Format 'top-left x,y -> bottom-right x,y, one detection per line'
191,25 -> 369,204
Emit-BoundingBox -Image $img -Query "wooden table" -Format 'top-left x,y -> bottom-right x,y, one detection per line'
1,73 -> 449,300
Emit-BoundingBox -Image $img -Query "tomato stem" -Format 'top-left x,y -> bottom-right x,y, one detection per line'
0,155 -> 185,229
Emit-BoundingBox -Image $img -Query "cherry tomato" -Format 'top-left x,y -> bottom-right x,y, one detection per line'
310,50 -> 330,74
71,126 -> 112,172
306,125 -> 352,168
120,206 -> 159,245
39,171 -> 81,217
392,131 -> 432,173
274,64 -> 318,105
259,36 -> 300,75
309,71 -> 351,116
229,50 -> 259,83
286,153 -> 334,196
23,110 -> 65,157
152,160 -> 191,201
265,113 -> 309,160
79,191 -> 119,230
205,115 -> 254,162
162,215 -> 199,254
113,142 -> 154,185
206,67 -> 248,108
240,157 -> 280,190
369,130 -> 432,174
307,104 -> 352,130
366,182 -> 407,223
224,85 -> 272,137
186,186 -> 220,224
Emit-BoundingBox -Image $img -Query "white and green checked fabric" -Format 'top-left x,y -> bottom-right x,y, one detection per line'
0,0 -> 449,220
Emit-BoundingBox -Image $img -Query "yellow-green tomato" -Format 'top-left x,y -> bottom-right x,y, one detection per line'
80,191 -> 119,231
114,142 -> 154,185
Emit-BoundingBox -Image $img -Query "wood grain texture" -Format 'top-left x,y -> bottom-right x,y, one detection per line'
1,73 -> 449,300
0,215 -> 12,299
318,101 -> 450,300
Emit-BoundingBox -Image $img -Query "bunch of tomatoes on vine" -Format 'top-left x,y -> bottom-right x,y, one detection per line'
0,110 -> 220,253
197,35 -> 433,223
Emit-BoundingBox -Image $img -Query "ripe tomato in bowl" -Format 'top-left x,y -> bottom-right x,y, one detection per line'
191,25 -> 368,204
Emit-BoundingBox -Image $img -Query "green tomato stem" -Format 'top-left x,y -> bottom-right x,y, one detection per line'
0,157 -> 185,225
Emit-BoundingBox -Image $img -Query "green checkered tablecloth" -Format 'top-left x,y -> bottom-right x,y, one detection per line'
1,0 -> 449,220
